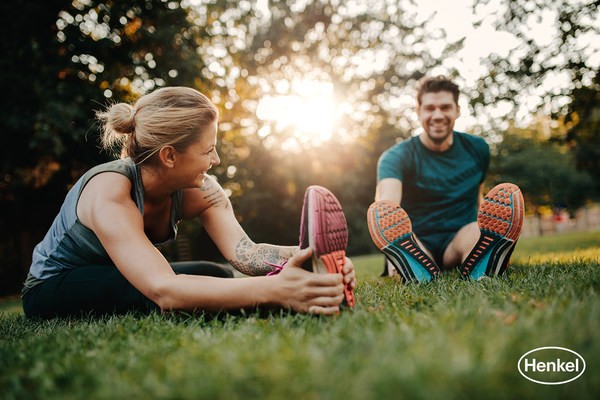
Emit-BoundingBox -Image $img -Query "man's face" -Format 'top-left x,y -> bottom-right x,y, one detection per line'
417,91 -> 460,144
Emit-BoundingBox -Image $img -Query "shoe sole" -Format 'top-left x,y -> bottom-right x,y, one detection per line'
367,200 -> 440,283
460,183 -> 524,280
301,186 -> 355,307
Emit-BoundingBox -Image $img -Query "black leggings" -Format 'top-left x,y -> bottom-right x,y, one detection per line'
22,262 -> 234,319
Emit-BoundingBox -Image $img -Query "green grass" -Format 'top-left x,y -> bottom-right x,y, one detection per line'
1,231 -> 599,399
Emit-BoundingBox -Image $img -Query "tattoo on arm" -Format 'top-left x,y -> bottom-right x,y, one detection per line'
200,178 -> 229,209
227,236 -> 298,276
200,179 -> 213,191
204,190 -> 224,208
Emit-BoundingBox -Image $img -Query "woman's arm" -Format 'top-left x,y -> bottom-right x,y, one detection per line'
225,236 -> 298,276
78,173 -> 344,314
183,175 -> 298,276
186,176 -> 357,289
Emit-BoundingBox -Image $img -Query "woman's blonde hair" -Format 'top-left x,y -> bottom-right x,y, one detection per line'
97,87 -> 218,164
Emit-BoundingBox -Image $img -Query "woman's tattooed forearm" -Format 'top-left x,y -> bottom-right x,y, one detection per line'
227,236 -> 297,276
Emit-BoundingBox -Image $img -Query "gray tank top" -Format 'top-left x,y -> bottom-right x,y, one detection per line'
23,158 -> 183,292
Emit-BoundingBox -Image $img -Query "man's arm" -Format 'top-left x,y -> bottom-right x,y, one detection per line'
375,178 -> 403,204
478,183 -> 485,206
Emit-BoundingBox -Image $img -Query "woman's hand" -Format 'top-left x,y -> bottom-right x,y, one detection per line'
274,248 -> 344,315
342,256 -> 357,292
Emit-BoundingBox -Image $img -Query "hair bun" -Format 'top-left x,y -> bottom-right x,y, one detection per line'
108,103 -> 136,135
97,87 -> 218,162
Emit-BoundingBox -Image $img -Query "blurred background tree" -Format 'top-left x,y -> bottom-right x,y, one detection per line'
201,0 -> 454,255
0,0 -> 451,294
0,0 -> 214,293
471,0 -> 600,192
1,0 -> 598,295
488,122 -> 596,213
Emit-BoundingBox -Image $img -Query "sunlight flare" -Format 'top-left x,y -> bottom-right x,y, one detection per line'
256,79 -> 338,146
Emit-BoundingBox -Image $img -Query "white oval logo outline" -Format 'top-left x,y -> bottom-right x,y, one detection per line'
518,346 -> 586,385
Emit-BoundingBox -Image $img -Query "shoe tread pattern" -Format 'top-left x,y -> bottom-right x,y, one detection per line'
368,200 -> 440,283
301,186 -> 354,307
460,183 -> 524,279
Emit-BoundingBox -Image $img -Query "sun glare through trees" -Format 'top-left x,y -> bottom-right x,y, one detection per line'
255,78 -> 340,150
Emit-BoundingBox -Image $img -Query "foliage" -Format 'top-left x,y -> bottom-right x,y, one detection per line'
2,0 -> 593,297
2,235 -> 599,399
472,0 -> 600,188
1,0 -> 457,289
488,125 -> 598,211
0,0 -> 212,293
192,0 -> 455,256
565,75 -> 600,190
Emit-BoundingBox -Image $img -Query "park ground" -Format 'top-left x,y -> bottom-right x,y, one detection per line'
1,230 -> 599,399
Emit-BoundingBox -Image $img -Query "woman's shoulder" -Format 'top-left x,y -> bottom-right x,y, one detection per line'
80,168 -> 135,216
84,158 -> 136,180
78,159 -> 135,195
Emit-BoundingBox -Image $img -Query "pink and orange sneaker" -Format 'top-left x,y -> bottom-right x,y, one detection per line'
460,183 -> 524,280
300,185 -> 355,307
368,200 -> 440,283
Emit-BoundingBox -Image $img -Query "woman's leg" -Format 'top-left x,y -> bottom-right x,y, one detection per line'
170,261 -> 234,278
23,261 -> 233,319
22,264 -> 157,319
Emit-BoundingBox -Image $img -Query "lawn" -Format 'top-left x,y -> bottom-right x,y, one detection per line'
1,231 -> 599,399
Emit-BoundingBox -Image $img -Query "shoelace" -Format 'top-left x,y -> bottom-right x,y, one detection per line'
264,260 -> 287,276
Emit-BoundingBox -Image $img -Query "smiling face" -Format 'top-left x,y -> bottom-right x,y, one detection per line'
417,91 -> 460,150
173,121 -> 220,188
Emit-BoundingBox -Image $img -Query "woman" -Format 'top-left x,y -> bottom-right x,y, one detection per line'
22,87 -> 355,319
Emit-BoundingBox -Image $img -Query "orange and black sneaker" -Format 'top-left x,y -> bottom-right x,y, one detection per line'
367,200 -> 440,283
460,183 -> 524,280
299,185 -> 355,307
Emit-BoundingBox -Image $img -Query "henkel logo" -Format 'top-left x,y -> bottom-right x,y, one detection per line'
518,346 -> 586,385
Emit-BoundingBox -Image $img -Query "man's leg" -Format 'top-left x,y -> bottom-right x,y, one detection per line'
442,222 -> 479,268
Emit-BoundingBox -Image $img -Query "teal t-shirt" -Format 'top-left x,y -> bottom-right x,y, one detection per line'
377,131 -> 490,237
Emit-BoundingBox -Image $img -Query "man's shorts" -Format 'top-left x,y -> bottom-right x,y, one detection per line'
418,231 -> 459,267
381,230 -> 458,276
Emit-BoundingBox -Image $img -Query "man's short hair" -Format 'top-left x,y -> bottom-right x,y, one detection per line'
416,76 -> 459,105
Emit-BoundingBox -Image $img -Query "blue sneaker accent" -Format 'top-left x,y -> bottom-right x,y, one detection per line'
368,200 -> 440,283
460,183 -> 524,280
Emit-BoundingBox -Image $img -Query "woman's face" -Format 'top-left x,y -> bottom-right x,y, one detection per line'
174,121 -> 220,188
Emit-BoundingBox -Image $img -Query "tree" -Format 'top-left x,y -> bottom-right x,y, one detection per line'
0,0 -> 213,294
0,0 -> 457,293
488,124 -> 598,212
564,75 -> 600,190
471,0 -> 600,189
188,0 -> 458,256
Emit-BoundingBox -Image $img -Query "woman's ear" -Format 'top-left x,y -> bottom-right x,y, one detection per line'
158,146 -> 176,168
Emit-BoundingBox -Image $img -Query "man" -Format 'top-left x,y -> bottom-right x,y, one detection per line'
367,76 -> 524,282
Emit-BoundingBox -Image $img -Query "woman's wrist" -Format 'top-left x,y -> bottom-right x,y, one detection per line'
253,275 -> 284,309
